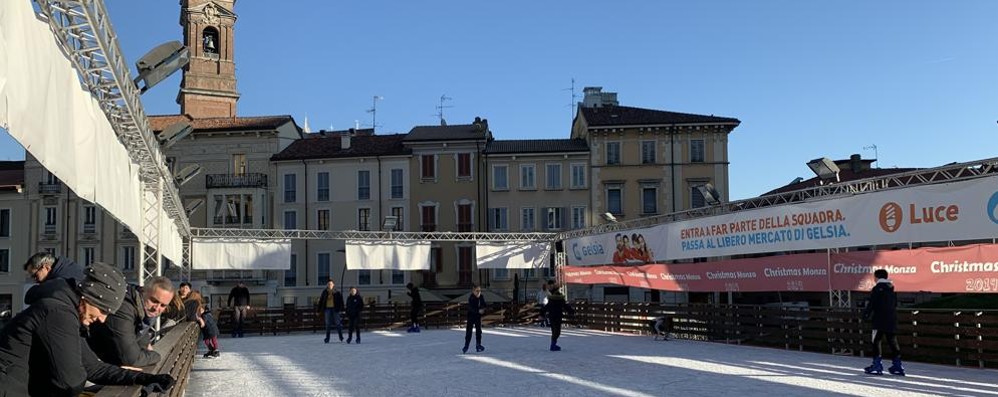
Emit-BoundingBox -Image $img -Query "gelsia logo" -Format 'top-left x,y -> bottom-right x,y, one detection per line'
879,202 -> 903,233
572,242 -> 606,262
988,191 -> 998,225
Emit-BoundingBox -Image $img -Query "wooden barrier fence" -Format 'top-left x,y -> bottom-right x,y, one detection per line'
95,322 -> 200,397
214,302 -> 997,369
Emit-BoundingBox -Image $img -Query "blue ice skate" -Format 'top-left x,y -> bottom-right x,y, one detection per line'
476,345 -> 485,353
888,358 -> 905,376
864,357 -> 883,375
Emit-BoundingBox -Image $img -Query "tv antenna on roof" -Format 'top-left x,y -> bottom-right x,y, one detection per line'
436,95 -> 453,126
863,144 -> 879,168
367,95 -> 384,132
563,78 -> 577,122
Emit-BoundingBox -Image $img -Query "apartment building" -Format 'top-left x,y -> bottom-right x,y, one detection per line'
271,130 -> 412,305
0,161 -> 28,313
404,118 -> 491,294
571,87 -> 741,302
482,139 -> 590,300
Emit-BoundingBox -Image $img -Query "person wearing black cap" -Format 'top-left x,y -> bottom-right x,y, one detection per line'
87,275 -> 176,367
0,262 -> 175,396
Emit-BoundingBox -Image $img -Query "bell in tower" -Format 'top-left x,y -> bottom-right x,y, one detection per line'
178,0 -> 240,119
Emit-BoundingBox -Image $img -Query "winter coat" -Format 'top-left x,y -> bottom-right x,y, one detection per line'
345,294 -> 364,317
200,311 -> 219,339
23,256 -> 86,304
407,288 -> 423,308
468,294 -> 487,320
228,286 -> 251,307
87,284 -> 161,367
184,299 -> 200,322
317,289 -> 345,312
536,290 -> 549,306
542,292 -> 574,322
0,279 -> 141,396
863,279 -> 898,332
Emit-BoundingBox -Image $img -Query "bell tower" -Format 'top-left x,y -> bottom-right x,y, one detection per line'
178,0 -> 239,118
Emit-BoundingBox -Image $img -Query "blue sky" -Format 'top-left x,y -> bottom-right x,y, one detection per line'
2,1 -> 996,200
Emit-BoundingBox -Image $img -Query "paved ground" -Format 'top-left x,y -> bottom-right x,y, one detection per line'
187,326 -> 998,397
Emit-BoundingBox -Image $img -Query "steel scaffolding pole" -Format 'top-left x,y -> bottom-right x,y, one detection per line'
34,0 -> 193,285
33,0 -> 191,231
191,228 -> 557,242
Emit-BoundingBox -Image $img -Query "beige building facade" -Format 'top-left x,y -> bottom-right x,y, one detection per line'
0,161 -> 28,314
482,139 -> 590,300
271,131 -> 413,305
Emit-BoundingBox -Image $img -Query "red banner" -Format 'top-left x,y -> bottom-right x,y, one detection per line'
831,244 -> 998,293
562,244 -> 998,293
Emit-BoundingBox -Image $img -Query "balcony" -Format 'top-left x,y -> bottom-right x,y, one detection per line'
83,224 -> 96,234
38,182 -> 62,195
205,173 -> 267,189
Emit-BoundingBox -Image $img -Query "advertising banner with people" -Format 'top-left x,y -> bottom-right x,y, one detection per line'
563,243 -> 998,293
566,175 -> 998,265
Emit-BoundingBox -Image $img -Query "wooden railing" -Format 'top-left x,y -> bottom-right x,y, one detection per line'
214,302 -> 998,369
95,322 -> 200,397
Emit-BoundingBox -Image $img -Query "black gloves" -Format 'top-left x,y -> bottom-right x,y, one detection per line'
135,373 -> 176,392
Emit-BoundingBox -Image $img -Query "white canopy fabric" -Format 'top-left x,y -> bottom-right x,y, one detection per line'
0,0 -> 180,259
192,238 -> 292,270
475,241 -> 551,269
345,240 -> 431,270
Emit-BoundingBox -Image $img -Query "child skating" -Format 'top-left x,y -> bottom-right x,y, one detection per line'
462,285 -> 486,353
541,283 -> 574,351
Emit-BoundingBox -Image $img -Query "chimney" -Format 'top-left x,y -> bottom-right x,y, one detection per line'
341,129 -> 352,150
849,154 -> 863,173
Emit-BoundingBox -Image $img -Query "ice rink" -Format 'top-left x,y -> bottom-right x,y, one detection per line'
187,326 -> 998,397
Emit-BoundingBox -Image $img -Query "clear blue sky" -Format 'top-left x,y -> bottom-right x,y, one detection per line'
2,1 -> 996,200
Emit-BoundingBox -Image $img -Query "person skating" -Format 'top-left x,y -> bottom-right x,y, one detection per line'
462,285 -> 487,353
195,297 -> 221,358
0,262 -> 175,396
541,283 -> 574,351
227,281 -> 251,338
316,280 -> 345,343
863,269 -> 905,375
535,282 -> 549,327
345,287 -> 364,344
406,282 -> 423,332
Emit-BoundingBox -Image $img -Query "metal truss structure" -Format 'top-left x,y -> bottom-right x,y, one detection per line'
191,228 -> 557,242
559,157 -> 998,240
34,0 -> 191,286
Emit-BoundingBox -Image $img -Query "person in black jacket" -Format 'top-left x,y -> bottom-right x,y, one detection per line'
462,285 -> 486,354
87,276 -> 175,367
406,282 -> 423,333
23,252 -> 85,284
317,280 -> 345,343
541,283 -> 574,351
345,287 -> 364,344
862,269 -> 904,375
227,281 -> 251,338
0,262 -> 174,396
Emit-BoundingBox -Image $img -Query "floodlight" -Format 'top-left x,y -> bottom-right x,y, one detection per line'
807,157 -> 840,183
382,216 -> 398,231
174,164 -> 201,186
601,212 -> 618,223
134,41 -> 190,93
158,121 -> 193,149
696,183 -> 722,206
184,198 -> 204,215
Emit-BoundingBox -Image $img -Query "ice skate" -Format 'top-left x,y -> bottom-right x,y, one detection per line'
888,358 -> 905,376
476,345 -> 485,353
864,357 -> 883,375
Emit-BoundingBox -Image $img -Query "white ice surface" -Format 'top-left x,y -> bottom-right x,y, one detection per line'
187,327 -> 998,397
